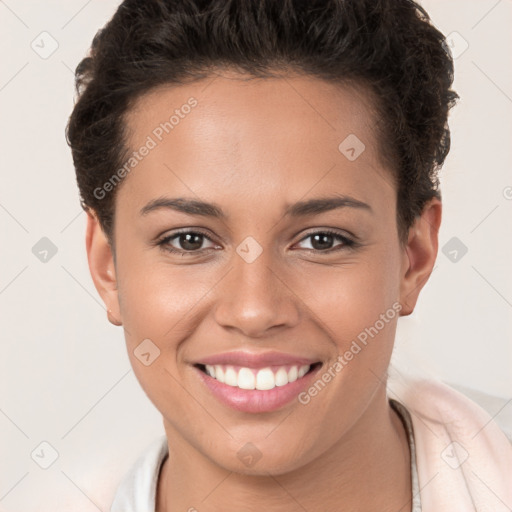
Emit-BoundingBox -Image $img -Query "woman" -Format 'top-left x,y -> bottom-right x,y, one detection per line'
66,0 -> 512,510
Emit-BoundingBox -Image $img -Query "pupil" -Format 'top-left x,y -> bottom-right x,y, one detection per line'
180,233 -> 202,250
312,233 -> 333,250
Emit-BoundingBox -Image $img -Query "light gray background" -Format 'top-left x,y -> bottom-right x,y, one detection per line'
1,0 -> 511,510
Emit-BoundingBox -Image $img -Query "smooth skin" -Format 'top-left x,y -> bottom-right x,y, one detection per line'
86,72 -> 441,512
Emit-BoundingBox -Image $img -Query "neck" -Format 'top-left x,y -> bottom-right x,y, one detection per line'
157,385 -> 412,512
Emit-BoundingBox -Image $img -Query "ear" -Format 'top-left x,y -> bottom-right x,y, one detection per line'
85,209 -> 122,326
399,198 -> 442,316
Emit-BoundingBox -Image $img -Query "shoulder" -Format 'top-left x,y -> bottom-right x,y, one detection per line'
389,375 -> 512,442
447,382 -> 512,443
110,434 -> 168,512
388,373 -> 512,510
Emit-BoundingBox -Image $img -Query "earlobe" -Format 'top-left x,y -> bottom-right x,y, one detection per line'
399,198 -> 442,316
85,210 -> 123,326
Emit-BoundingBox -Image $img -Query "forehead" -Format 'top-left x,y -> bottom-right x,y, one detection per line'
119,73 -> 395,215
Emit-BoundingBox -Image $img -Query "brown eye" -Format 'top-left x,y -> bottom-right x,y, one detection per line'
310,233 -> 335,250
157,230 -> 218,254
295,230 -> 355,252
177,232 -> 204,251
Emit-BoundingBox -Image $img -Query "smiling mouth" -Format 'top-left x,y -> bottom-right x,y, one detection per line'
195,362 -> 322,391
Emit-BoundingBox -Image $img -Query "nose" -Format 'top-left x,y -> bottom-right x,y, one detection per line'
213,246 -> 301,338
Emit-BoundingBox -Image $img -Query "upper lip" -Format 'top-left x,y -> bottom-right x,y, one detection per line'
194,350 -> 319,368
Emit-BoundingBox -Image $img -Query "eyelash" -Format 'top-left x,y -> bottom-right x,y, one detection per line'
155,228 -> 357,256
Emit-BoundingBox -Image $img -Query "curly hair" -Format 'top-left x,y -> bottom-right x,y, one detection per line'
66,0 -> 458,246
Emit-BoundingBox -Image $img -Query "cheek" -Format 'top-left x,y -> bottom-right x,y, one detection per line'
115,244 -> 225,364
114,255 -> 202,407
288,244 -> 402,434
296,243 -> 402,349
118,265 -> 199,341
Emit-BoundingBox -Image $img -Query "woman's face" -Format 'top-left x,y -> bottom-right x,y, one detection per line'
88,72 -> 435,474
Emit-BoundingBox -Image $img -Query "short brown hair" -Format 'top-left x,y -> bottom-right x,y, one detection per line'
66,0 -> 458,245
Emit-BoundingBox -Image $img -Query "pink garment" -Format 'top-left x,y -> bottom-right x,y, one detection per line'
388,376 -> 512,511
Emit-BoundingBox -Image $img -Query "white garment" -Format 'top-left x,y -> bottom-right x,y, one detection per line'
110,378 -> 512,512
110,433 -> 168,512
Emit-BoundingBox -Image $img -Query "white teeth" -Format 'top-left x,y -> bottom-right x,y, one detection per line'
288,366 -> 298,383
204,364 -> 311,390
238,367 -> 255,390
224,366 -> 238,386
256,368 -> 275,390
275,368 -> 289,387
214,365 -> 225,383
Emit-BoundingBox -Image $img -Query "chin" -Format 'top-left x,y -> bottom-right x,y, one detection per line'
208,442 -> 312,477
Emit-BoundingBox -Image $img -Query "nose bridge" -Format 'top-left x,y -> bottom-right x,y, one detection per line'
213,239 -> 299,337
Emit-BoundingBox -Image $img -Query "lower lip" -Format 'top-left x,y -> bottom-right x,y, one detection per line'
194,365 -> 321,413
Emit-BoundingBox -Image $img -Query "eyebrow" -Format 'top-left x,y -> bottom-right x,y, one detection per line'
139,194 -> 372,219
